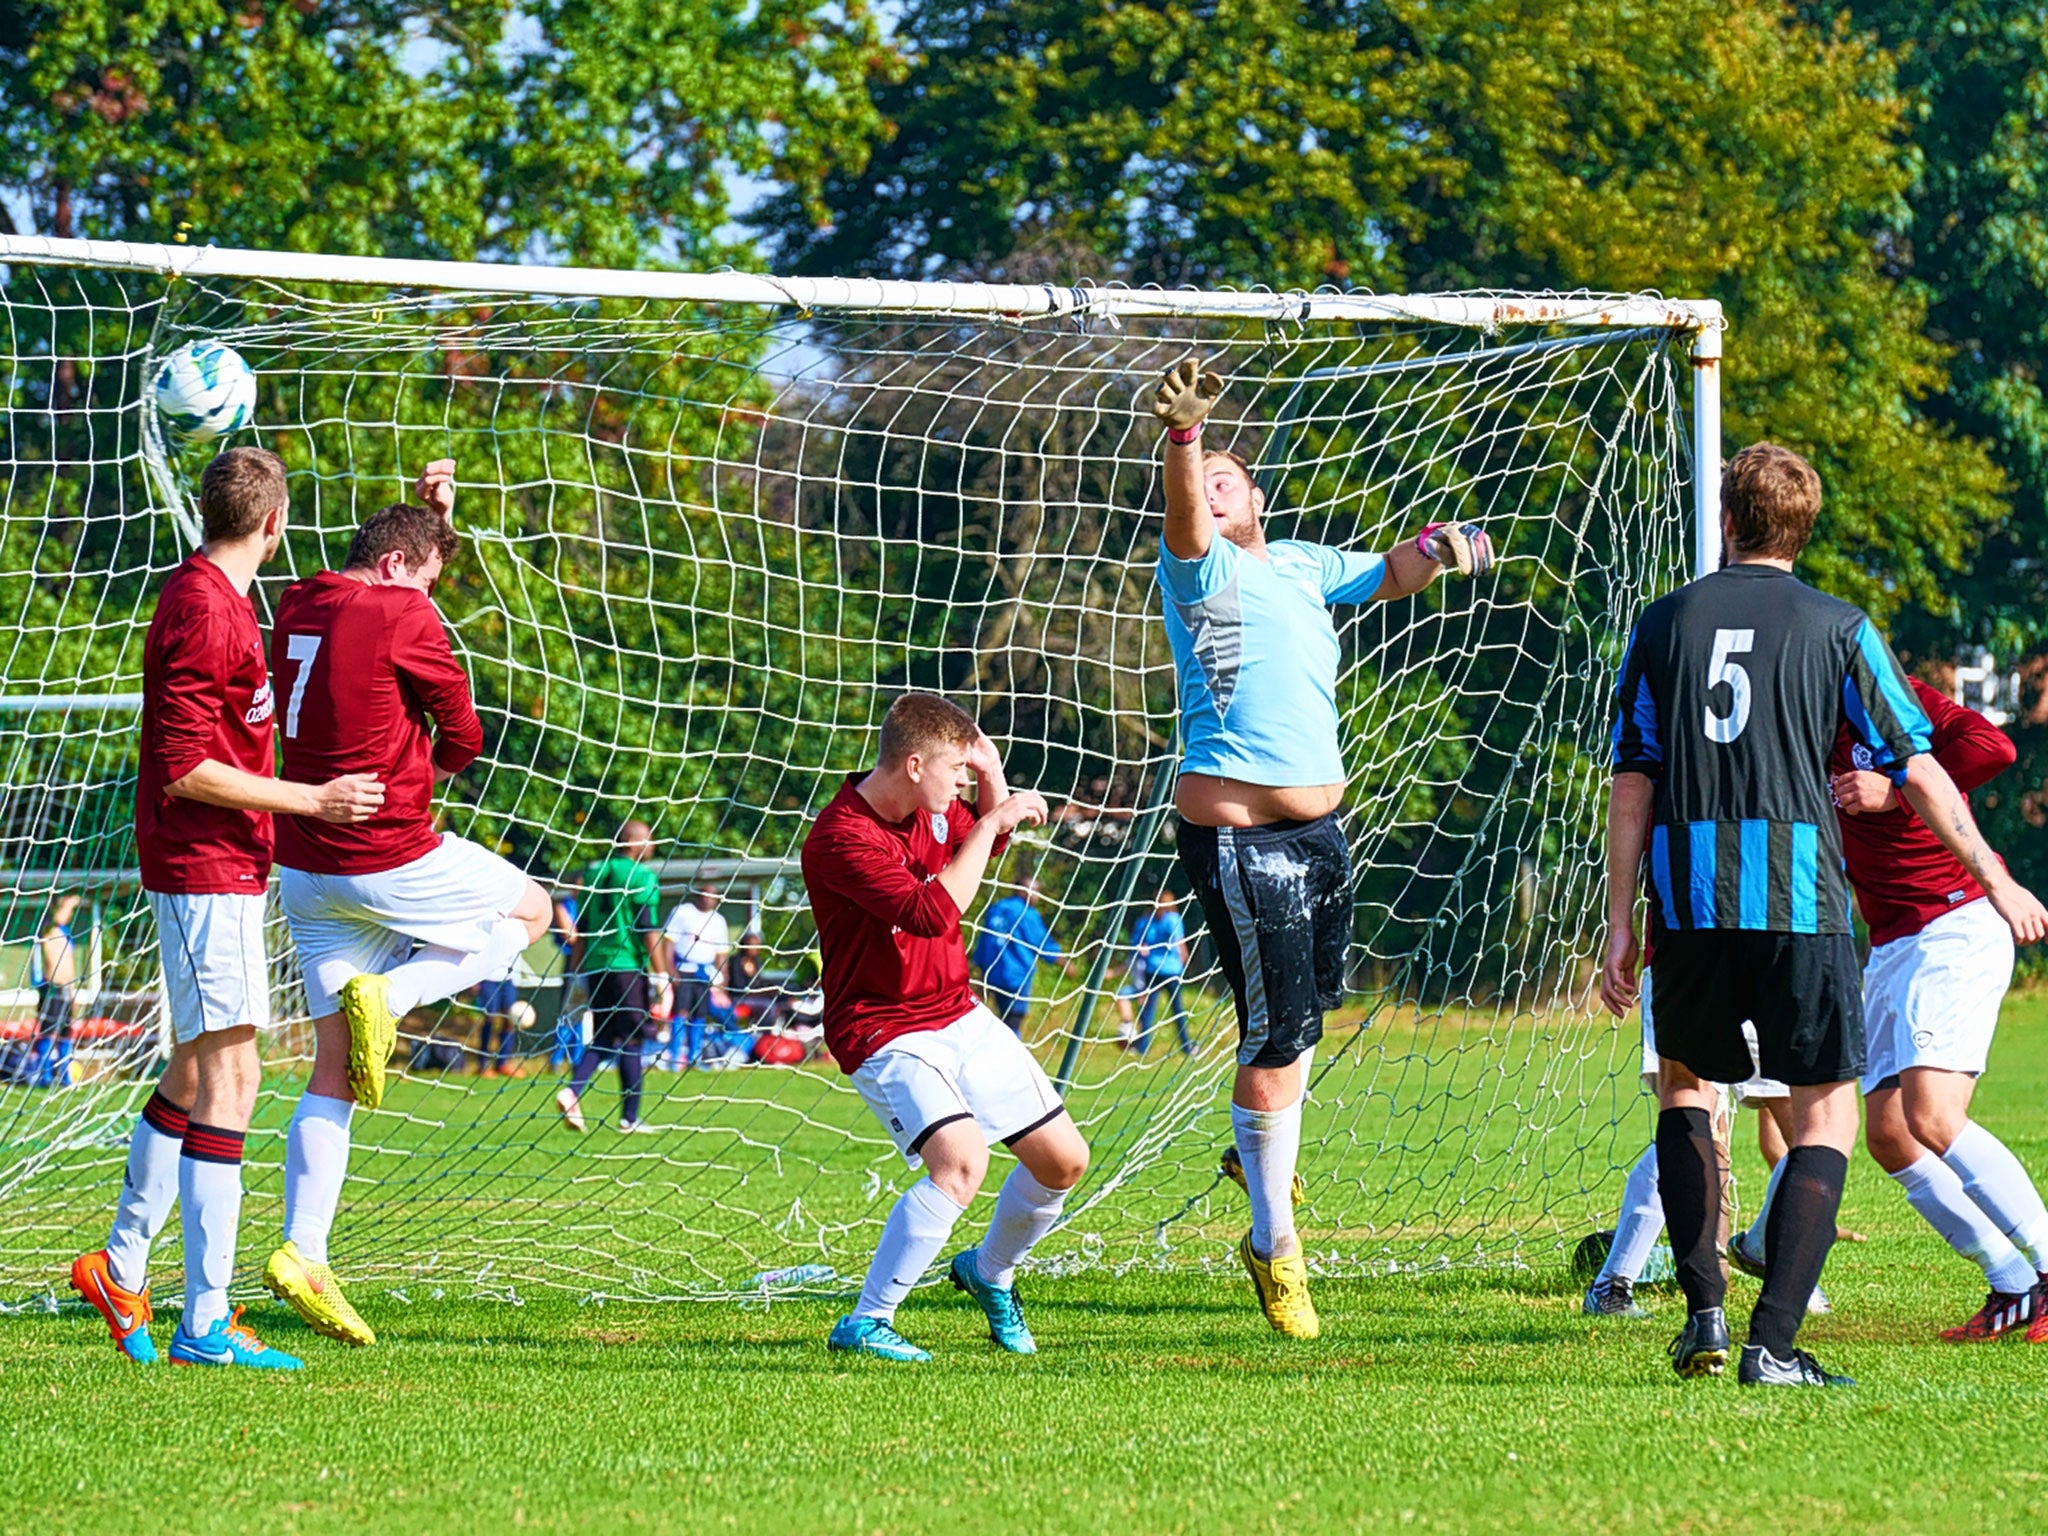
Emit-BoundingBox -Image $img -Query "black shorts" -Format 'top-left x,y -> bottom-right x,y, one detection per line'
1649,930 -> 1863,1087
35,985 -> 73,1040
1177,812 -> 1352,1069
587,970 -> 650,1051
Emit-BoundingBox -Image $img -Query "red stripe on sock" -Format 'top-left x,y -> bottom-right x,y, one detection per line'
181,1123 -> 246,1165
141,1091 -> 190,1139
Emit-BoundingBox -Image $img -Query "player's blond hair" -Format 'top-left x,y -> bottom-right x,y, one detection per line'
1722,442 -> 1821,560
878,692 -> 978,768
197,447 -> 287,542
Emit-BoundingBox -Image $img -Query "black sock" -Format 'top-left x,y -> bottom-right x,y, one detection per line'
1656,1106 -> 1724,1315
1749,1144 -> 1848,1358
619,1048 -> 645,1124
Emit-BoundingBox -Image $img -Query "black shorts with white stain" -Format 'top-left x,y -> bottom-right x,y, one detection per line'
1176,812 -> 1352,1069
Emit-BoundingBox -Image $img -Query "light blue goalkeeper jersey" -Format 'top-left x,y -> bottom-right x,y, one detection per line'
1157,535 -> 1386,787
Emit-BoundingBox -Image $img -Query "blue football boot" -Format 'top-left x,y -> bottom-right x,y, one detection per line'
827,1313 -> 930,1364
949,1248 -> 1037,1355
167,1307 -> 304,1370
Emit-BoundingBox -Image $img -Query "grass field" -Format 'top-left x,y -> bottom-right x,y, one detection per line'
7,993 -> 2048,1535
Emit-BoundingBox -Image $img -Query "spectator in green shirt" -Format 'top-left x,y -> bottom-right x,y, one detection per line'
554,820 -> 665,1133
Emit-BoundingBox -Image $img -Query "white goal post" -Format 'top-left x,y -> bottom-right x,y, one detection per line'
0,233 -> 1721,1301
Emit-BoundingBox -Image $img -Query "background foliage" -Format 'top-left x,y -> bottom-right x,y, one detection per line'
3,0 -> 2043,914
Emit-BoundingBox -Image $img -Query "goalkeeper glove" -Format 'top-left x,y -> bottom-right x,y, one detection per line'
1152,355 -> 1225,439
1416,521 -> 1497,578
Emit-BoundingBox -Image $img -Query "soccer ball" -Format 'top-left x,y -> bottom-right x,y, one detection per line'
151,340 -> 257,442
508,999 -> 537,1031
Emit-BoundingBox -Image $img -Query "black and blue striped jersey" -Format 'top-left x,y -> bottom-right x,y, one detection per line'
1610,564 -> 1932,935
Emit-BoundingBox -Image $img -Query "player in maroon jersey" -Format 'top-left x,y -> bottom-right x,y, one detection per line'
801,692 -> 1087,1363
70,447 -> 383,1369
260,461 -> 553,1348
1830,675 -> 2048,1340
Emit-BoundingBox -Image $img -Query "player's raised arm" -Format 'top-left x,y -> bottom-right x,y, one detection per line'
935,790 -> 1047,915
1371,518 -> 1500,602
1153,356 -> 1225,561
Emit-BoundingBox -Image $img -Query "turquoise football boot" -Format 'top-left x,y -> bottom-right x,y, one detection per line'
948,1248 -> 1037,1355
827,1313 -> 930,1363
167,1307 -> 303,1371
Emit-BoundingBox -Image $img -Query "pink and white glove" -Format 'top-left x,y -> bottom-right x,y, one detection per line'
1415,521 -> 1497,578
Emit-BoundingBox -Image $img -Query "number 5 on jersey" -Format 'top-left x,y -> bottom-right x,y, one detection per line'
1703,627 -> 1754,744
282,633 -> 322,738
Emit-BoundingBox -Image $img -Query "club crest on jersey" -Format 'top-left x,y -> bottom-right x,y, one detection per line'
1851,743 -> 1874,771
245,681 -> 274,725
930,811 -> 950,842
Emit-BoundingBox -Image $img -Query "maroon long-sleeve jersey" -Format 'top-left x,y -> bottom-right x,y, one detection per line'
800,774 -> 1006,1073
1831,676 -> 2016,946
270,570 -> 483,875
134,553 -> 276,894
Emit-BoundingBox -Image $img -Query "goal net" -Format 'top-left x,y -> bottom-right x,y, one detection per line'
0,237 -> 1709,1303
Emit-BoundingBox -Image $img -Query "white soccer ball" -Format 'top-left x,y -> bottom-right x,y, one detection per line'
151,340 -> 257,442
508,999 -> 537,1031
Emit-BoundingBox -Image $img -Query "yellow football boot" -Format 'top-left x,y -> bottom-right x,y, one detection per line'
337,972 -> 398,1110
1239,1232 -> 1320,1340
1219,1145 -> 1305,1207
262,1241 -> 376,1348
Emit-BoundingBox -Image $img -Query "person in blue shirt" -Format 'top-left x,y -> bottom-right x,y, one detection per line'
972,876 -> 1065,1035
1151,355 -> 1497,1339
30,892 -> 81,1088
1118,890 -> 1194,1057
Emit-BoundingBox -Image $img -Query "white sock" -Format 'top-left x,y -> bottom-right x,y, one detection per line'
283,1092 -> 354,1266
1743,1153 -> 1788,1255
974,1165 -> 1067,1290
385,918 -> 530,1016
1232,1096 -> 1304,1259
1893,1152 -> 2038,1294
178,1124 -> 245,1334
1597,1144 -> 1664,1286
854,1177 -> 967,1323
1943,1121 -> 2048,1273
104,1096 -> 186,1292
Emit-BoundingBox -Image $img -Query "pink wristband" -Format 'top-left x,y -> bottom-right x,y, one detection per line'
1167,425 -> 1201,445
1415,522 -> 1446,557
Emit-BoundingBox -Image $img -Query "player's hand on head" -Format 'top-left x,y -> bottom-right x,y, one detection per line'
414,458 -> 457,522
1989,880 -> 2048,946
995,789 -> 1049,831
1597,924 -> 1640,1017
1829,769 -> 1895,816
311,773 -> 386,824
965,731 -> 1003,780
1417,521 -> 1497,578
1152,356 -> 1225,432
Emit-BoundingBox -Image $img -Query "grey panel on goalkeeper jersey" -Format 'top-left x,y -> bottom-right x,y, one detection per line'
1167,576 -> 1244,718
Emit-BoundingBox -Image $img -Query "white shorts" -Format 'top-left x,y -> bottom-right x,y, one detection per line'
852,1002 -> 1065,1167
280,834 -> 529,1018
1861,897 -> 2014,1094
148,891 -> 273,1045
1639,974 -> 1786,1101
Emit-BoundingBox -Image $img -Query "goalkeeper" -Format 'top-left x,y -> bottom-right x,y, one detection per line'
1150,356 -> 1498,1339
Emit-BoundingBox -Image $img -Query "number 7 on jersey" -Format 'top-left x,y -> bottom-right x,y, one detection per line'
282,633 -> 322,739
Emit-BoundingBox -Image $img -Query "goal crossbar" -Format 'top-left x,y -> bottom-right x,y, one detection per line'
0,234 -> 1723,334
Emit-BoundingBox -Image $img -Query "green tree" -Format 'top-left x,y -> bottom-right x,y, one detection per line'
762,0 -> 2005,623
0,2 -> 904,890
0,0 -> 898,263
1834,0 -> 2048,660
